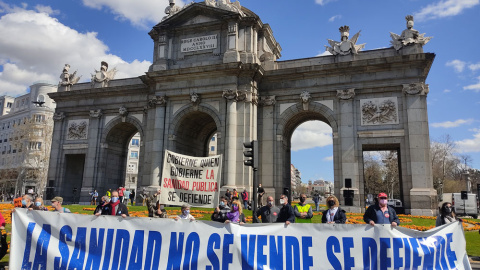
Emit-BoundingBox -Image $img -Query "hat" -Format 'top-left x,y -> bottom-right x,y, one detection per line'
51,196 -> 63,203
377,193 -> 388,198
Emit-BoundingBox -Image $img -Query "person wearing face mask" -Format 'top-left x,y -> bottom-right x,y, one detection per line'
51,197 -> 71,213
94,196 -> 110,215
212,196 -> 230,222
436,202 -> 460,227
225,200 -> 245,224
176,204 -> 195,221
32,197 -> 48,211
277,195 -> 295,225
103,191 -> 129,218
21,194 -> 34,209
363,193 -> 399,227
321,195 -> 346,224
146,188 -> 167,218
254,196 -> 280,223
294,194 -> 313,223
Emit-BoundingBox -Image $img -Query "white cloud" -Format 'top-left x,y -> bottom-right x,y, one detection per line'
315,0 -> 337,6
443,89 -> 451,93
431,119 -> 474,128
323,156 -> 333,161
415,0 -> 479,21
446,59 -> 466,72
81,0 -> 183,29
328,15 -> 341,22
456,128 -> 480,153
469,63 -> 480,71
0,3 -> 151,97
291,121 -> 332,151
463,76 -> 480,92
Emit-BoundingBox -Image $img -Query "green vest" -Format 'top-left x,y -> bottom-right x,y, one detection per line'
295,203 -> 312,223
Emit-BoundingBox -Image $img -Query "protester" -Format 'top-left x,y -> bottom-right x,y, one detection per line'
94,196 -> 110,215
225,200 -> 245,224
146,189 -> 167,218
51,197 -> 71,213
255,196 -> 280,223
175,204 -> 195,221
89,189 -> 99,205
225,189 -> 232,201
103,191 -> 128,217
436,202 -> 460,226
257,184 -> 265,207
322,195 -> 346,224
363,192 -> 399,226
241,189 -> 249,210
277,194 -> 295,225
118,186 -> 126,203
294,193 -> 313,223
211,196 -> 230,222
313,193 -> 320,212
130,190 -> 135,206
124,189 -> 131,205
142,187 -> 148,206
0,212 -> 4,230
232,189 -> 239,199
33,197 -> 48,211
21,194 -> 35,209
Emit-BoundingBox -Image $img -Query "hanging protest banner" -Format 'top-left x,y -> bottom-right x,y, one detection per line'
159,150 -> 222,207
11,209 -> 471,270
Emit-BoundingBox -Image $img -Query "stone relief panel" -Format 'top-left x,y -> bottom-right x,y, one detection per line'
360,97 -> 399,126
67,119 -> 89,140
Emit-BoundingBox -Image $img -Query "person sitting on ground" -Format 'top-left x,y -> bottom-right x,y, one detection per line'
146,189 -> 167,218
33,197 -> 48,211
363,192 -> 399,227
102,191 -> 128,217
255,196 -> 280,223
436,202 -> 461,227
277,194 -> 295,225
51,197 -> 71,213
225,200 -> 245,224
294,193 -> 313,223
322,195 -> 346,224
94,196 -> 110,215
175,204 -> 195,221
211,196 -> 230,222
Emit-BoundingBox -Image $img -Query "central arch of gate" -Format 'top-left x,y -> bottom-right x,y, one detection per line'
47,2 -> 436,215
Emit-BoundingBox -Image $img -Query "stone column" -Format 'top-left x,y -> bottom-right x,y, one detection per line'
403,83 -> 436,216
82,109 -> 103,201
223,90 -> 237,188
146,96 -> 167,190
336,89 -> 361,212
258,95 -> 276,197
49,112 -> 66,193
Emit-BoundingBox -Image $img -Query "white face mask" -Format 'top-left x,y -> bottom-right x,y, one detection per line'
279,199 -> 285,205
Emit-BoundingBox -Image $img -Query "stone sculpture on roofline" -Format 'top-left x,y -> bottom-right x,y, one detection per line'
325,25 -> 365,56
390,15 -> 432,51
58,64 -> 81,92
91,61 -> 117,88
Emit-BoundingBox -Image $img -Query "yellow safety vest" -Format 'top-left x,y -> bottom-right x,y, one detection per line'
295,203 -> 312,223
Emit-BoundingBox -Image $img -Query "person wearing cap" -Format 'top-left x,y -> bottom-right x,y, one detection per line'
363,193 -> 399,227
322,195 -> 346,224
51,197 -> 71,213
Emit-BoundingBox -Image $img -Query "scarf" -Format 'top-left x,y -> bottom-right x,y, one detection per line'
110,200 -> 120,215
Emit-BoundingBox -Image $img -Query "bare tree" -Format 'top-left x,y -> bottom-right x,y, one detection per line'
363,151 -> 385,196
381,151 -> 399,199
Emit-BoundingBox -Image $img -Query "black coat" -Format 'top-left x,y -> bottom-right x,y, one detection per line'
102,202 -> 129,216
321,207 -> 347,224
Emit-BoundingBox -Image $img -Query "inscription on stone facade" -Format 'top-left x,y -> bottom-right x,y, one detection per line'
181,35 -> 217,52
67,119 -> 89,140
360,97 -> 398,125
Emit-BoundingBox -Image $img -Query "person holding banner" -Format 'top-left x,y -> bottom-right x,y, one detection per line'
436,202 -> 460,227
225,200 -> 245,224
212,196 -> 230,222
277,194 -> 295,225
321,195 -> 346,224
51,197 -> 71,213
363,192 -> 399,226
255,196 -> 280,223
294,194 -> 313,223
175,204 -> 195,221
103,191 -> 129,217
33,197 -> 48,211
94,196 -> 110,215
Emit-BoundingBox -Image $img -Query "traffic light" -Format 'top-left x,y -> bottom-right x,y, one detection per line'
243,140 -> 258,169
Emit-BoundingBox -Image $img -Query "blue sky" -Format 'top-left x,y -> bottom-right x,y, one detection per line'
0,0 -> 479,183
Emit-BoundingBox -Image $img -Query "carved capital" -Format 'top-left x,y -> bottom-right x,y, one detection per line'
259,95 -> 276,106
403,83 -> 429,96
148,95 -> 167,108
119,106 -> 129,117
89,109 -> 103,118
236,90 -> 247,102
336,88 -> 355,100
222,89 -> 237,101
190,93 -> 201,106
53,112 -> 65,121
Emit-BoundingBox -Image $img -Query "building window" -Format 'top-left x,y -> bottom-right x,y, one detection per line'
6,102 -> 12,108
210,146 -> 215,152
131,139 -> 139,146
211,137 -> 215,141
130,151 -> 138,159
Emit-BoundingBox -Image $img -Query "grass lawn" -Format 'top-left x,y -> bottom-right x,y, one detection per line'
1,204 -> 479,264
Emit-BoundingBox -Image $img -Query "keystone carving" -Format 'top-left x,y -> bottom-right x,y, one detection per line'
300,91 -> 311,110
